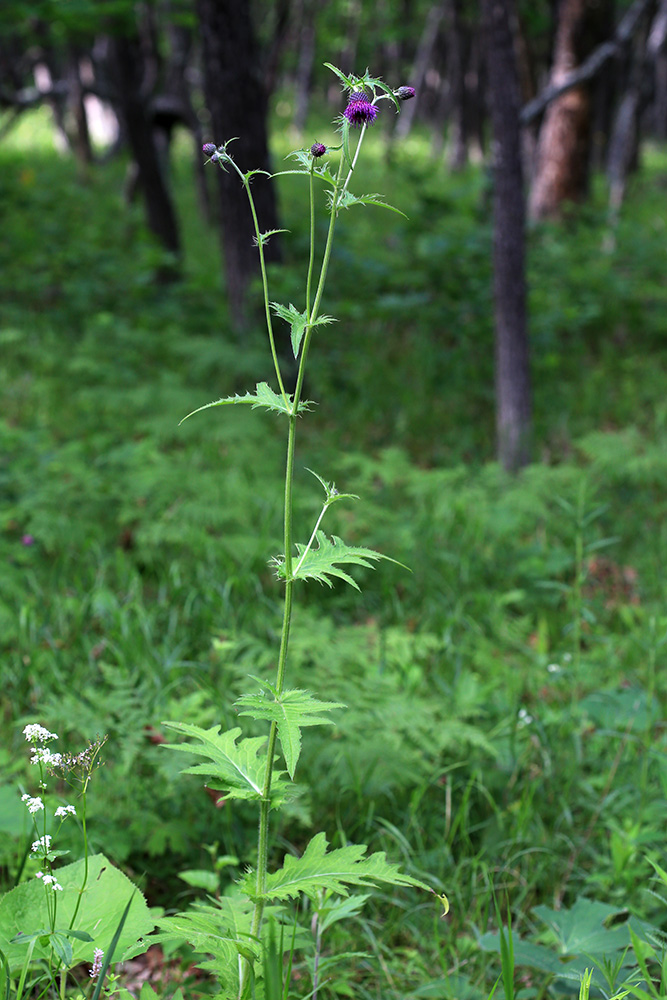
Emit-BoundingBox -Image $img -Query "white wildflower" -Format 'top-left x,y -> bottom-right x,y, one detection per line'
23,724 -> 58,743
55,804 -> 76,818
31,834 -> 52,855
517,707 -> 533,727
21,794 -> 44,814
30,747 -> 63,766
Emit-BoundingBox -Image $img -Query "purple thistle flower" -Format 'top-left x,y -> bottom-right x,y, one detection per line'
310,142 -> 327,158
21,534 -> 34,546
202,143 -> 217,158
395,86 -> 416,101
343,97 -> 379,129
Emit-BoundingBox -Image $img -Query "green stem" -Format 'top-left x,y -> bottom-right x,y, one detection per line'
220,154 -> 288,410
240,137 -> 367,997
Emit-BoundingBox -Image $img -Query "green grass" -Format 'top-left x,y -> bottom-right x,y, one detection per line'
1,108 -> 667,999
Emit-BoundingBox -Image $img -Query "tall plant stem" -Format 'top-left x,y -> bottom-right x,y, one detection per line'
242,146 -> 358,997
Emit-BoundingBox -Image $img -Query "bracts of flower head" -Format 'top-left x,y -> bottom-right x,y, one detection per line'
343,91 -> 379,128
395,86 -> 416,101
310,142 -> 327,158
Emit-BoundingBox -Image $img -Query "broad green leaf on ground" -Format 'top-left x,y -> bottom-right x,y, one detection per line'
235,687 -> 345,778
179,382 -> 314,423
242,831 -> 430,903
270,302 -> 336,358
163,722 -> 288,806
273,531 -> 403,590
0,854 -> 153,972
480,898 -> 657,989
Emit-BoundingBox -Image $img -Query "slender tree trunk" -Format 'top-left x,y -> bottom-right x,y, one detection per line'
109,35 -> 181,270
197,0 -> 281,333
529,0 -> 612,220
396,1 -> 447,139
447,0 -> 469,169
483,0 -> 532,472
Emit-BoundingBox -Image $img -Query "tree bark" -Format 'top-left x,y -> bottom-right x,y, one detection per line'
108,35 -> 181,270
197,0 -> 281,333
483,0 -> 532,472
528,0 -> 612,221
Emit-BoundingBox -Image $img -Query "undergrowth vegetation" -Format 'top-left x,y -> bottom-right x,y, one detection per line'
1,107 -> 667,998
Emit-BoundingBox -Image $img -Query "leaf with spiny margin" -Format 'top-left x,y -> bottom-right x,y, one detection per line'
154,896 -> 273,995
179,382 -> 314,423
333,189 -> 407,217
273,531 -> 404,590
270,302 -> 336,358
235,684 -> 345,779
254,228 -> 289,247
162,722 -> 288,806
243,832 -> 430,903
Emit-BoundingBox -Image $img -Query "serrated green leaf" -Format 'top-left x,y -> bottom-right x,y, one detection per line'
235,688 -> 345,779
244,832 -> 429,903
179,382 -> 314,423
270,302 -> 336,358
162,722 -> 287,805
335,190 -> 407,217
324,62 -> 358,90
274,531 -> 403,590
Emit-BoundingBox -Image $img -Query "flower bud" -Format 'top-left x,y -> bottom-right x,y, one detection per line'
310,142 -> 327,158
202,143 -> 217,157
395,86 -> 416,101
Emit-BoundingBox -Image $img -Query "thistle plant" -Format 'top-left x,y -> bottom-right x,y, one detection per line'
160,67 -> 443,999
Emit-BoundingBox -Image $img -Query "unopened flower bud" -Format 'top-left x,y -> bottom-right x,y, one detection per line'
202,143 -> 217,158
395,86 -> 416,101
310,142 -> 327,158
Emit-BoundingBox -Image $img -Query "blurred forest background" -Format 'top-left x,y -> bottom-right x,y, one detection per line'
2,0 -> 667,997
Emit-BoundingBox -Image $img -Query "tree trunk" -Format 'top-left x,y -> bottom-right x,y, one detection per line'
197,0 -> 281,333
109,35 -> 181,272
529,0 -> 612,221
483,0 -> 532,472
447,0 -> 469,169
395,2 -> 447,139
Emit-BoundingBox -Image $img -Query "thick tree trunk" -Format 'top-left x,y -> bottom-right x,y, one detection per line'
483,0 -> 532,472
529,0 -> 611,221
109,36 -> 181,270
197,0 -> 281,333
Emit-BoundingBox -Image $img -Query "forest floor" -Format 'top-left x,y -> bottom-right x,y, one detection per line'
2,110 -> 667,999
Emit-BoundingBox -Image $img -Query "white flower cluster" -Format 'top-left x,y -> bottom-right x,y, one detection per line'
36,871 -> 63,891
31,834 -> 52,855
30,746 -> 63,767
55,804 -> 76,818
23,724 -> 58,743
21,794 -> 44,814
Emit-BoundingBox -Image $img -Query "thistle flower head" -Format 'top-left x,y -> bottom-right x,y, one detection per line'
202,143 -> 217,158
310,142 -> 327,158
343,94 -> 379,128
395,86 -> 416,101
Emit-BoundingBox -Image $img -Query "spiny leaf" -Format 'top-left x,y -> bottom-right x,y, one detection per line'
179,382 -> 314,423
334,189 -> 407,217
273,531 -> 405,590
235,688 -> 345,779
324,62 -> 359,91
270,303 -> 336,358
243,832 -> 430,903
254,228 -> 289,246
162,722 -> 287,805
